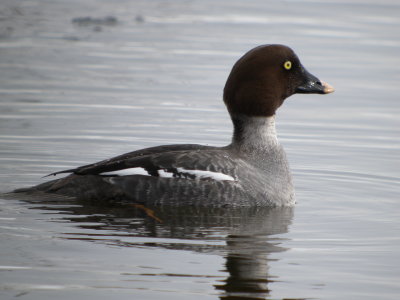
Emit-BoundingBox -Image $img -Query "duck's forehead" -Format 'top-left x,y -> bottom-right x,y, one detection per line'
268,45 -> 297,59
245,44 -> 298,63
257,44 -> 293,54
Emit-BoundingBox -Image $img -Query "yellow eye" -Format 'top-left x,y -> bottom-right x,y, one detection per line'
283,61 -> 292,70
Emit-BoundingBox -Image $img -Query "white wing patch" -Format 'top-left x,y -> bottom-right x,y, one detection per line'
100,167 -> 150,176
157,169 -> 174,178
101,167 -> 235,182
176,168 -> 235,181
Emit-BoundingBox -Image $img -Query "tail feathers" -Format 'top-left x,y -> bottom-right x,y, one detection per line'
13,178 -> 61,194
43,168 -> 76,178
12,175 -> 124,202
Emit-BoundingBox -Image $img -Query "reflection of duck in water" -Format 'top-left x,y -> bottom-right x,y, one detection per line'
15,44 -> 333,206
213,207 -> 293,299
20,197 -> 293,299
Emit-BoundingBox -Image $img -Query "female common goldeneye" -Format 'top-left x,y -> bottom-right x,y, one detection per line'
16,44 -> 334,206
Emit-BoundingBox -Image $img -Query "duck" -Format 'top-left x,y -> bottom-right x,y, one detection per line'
15,44 -> 334,207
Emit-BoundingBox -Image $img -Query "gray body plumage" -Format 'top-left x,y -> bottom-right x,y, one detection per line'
23,116 -> 294,206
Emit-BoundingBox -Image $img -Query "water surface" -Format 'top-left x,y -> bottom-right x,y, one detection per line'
0,0 -> 399,299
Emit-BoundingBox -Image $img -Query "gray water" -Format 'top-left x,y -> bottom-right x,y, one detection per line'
1,0 -> 399,299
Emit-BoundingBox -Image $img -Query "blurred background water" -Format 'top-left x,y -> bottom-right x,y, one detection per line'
0,0 -> 399,299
